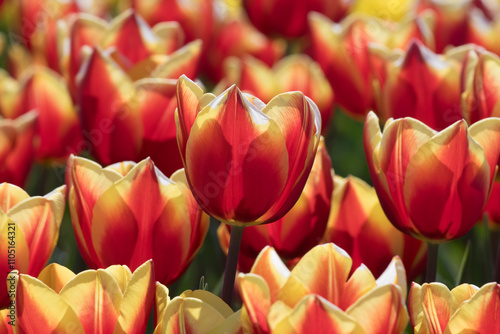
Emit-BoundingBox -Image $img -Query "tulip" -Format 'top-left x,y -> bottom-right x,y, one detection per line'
0,67 -> 81,161
176,75 -> 321,225
364,111 -> 500,243
14,260 -> 155,333
0,112 -> 36,187
243,0 -> 352,38
0,183 -> 65,308
376,40 -> 465,130
218,55 -> 335,132
409,282 -> 500,333
309,12 -> 434,117
350,0 -> 416,21
77,42 -> 200,174
238,244 -> 409,333
65,156 -> 209,285
217,138 -> 334,272
59,9 -> 187,97
323,175 -> 427,280
154,286 -> 241,333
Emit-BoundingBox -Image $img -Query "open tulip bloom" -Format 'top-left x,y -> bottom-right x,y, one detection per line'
364,111 -> 500,281
175,75 -> 321,304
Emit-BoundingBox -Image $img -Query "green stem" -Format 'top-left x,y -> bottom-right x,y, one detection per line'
221,225 -> 244,307
425,243 -> 439,283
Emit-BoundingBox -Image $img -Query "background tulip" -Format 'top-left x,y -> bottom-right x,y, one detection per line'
323,175 -> 427,280
66,156 -> 209,285
218,138 -> 334,271
15,260 -> 155,334
0,183 -> 65,308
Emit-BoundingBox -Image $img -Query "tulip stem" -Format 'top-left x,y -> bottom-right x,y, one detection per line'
221,225 -> 244,307
425,243 -> 439,283
494,238 -> 500,283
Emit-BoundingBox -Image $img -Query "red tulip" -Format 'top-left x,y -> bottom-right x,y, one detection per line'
243,0 -> 352,37
0,112 -> 36,186
218,138 -> 334,271
65,156 -> 209,285
176,75 -> 321,225
218,55 -> 335,132
0,183 -> 66,308
364,111 -> 500,242
323,175 -> 427,280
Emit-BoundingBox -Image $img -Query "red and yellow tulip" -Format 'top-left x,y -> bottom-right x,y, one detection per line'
65,156 -> 209,285
0,67 -> 81,161
217,55 -> 335,132
309,12 -> 434,118
0,112 -> 36,186
239,244 -> 409,333
154,286 -> 241,333
377,40 -> 464,130
14,260 -> 155,333
0,183 -> 65,308
409,281 -> 500,333
323,175 -> 427,280
363,111 -> 500,242
243,0 -> 352,37
176,75 -> 321,225
217,138 -> 334,271
76,43 -> 200,173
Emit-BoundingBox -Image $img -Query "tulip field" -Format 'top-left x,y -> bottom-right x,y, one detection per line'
2,0 -> 500,333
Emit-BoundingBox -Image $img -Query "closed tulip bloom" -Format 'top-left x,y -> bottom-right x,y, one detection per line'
154,286 -> 241,333
0,183 -> 65,308
65,156 -> 209,285
309,12 -> 434,117
364,111 -> 500,242
239,244 -> 409,334
217,138 -> 334,271
323,175 -> 427,280
409,282 -> 500,333
14,260 -> 155,334
218,55 -> 335,132
0,112 -> 36,187
176,75 -> 321,225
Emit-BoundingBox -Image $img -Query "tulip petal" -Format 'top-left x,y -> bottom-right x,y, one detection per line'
469,117 -> 500,181
16,274 -> 85,334
347,285 -> 408,334
59,269 -> 122,333
154,282 -> 170,330
150,40 -> 202,80
37,263 -> 76,293
411,282 -> 452,334
376,256 -> 407,299
0,183 -> 30,213
445,283 -> 500,333
180,290 -> 233,319
277,244 -> 352,307
340,265 -> 377,311
114,260 -> 155,334
450,283 -> 478,314
250,246 -> 290,301
105,264 -> 132,293
272,294 -> 364,334
239,273 -> 271,333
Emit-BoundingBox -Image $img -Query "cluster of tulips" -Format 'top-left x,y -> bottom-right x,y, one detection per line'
1,0 -> 500,332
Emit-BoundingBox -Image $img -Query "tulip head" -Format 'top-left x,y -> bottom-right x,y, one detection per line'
364,111 -> 500,242
66,155 -> 209,285
176,76 -> 321,226
0,183 -> 66,308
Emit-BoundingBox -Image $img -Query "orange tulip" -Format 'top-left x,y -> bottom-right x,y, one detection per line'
238,244 -> 409,334
65,156 -> 209,285
243,0 -> 352,37
409,282 -> 500,333
0,112 -> 36,186
0,183 -> 65,308
14,260 -> 155,333
76,42 -> 200,173
0,67 -> 81,161
323,175 -> 427,280
218,55 -> 335,132
175,75 -> 321,225
309,12 -> 434,117
59,9 -> 188,97
217,138 -> 334,271
154,286 -> 241,333
364,111 -> 500,242
377,40 -> 465,131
